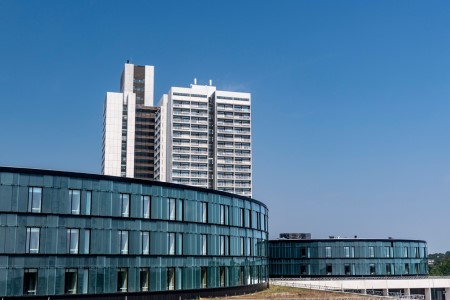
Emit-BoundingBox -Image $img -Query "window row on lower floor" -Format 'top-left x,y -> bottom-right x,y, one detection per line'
7,265 -> 268,296
270,262 -> 428,276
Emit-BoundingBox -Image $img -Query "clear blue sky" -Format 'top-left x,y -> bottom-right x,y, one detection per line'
1,1 -> 450,252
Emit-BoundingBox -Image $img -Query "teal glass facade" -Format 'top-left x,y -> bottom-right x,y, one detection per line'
269,239 -> 427,277
0,167 -> 268,297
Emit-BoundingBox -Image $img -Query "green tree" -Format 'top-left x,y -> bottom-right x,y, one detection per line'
429,255 -> 450,276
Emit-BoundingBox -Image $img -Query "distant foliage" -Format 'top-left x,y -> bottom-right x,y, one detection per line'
429,252 -> 450,275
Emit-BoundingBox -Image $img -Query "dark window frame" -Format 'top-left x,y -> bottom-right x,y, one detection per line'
117,268 -> 128,292
23,269 -> 38,295
139,268 -> 149,292
64,268 -> 78,294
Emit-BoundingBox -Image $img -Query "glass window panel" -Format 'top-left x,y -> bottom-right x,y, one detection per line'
64,269 -> 78,294
27,188 -> 33,212
168,233 -> 175,255
26,228 -> 40,253
262,214 -> 266,231
326,264 -> 332,275
177,199 -> 183,221
369,246 -> 374,257
169,198 -> 176,220
84,229 -> 90,254
300,247 -> 310,258
344,246 -> 350,258
167,267 -> 175,290
344,264 -> 351,275
220,235 -> 225,255
23,269 -> 38,295
140,268 -> 149,291
300,247 -> 306,258
386,263 -> 392,275
121,194 -> 130,217
202,235 -> 207,255
67,229 -> 79,254
220,205 -> 225,225
240,266 -> 245,285
201,267 -> 207,288
202,202 -> 208,223
177,233 -> 183,255
245,209 -> 250,227
220,267 -> 225,287
225,206 -> 229,225
119,231 -> 128,254
142,196 -> 150,218
117,268 -> 128,292
28,187 -> 42,213
325,246 -> 331,258
81,269 -> 89,294
85,191 -> 92,215
258,212 -> 262,230
70,190 -> 81,215
301,264 -> 309,275
142,231 -> 149,254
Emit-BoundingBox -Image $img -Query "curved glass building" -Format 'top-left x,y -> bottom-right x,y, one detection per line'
269,237 -> 427,278
0,167 -> 268,298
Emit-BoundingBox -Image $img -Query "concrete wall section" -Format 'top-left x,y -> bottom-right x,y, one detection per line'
144,65 -> 154,106
103,92 -> 124,176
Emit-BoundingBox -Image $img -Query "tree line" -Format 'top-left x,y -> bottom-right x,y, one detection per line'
429,252 -> 450,276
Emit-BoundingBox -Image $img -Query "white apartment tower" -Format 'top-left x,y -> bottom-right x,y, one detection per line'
154,80 -> 252,197
102,63 -> 158,180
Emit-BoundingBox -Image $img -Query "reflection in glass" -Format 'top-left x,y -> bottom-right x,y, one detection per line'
28,187 -> 42,213
69,190 -> 80,215
26,228 -> 40,253
120,194 -> 130,217
67,229 -> 79,254
119,231 -> 128,254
